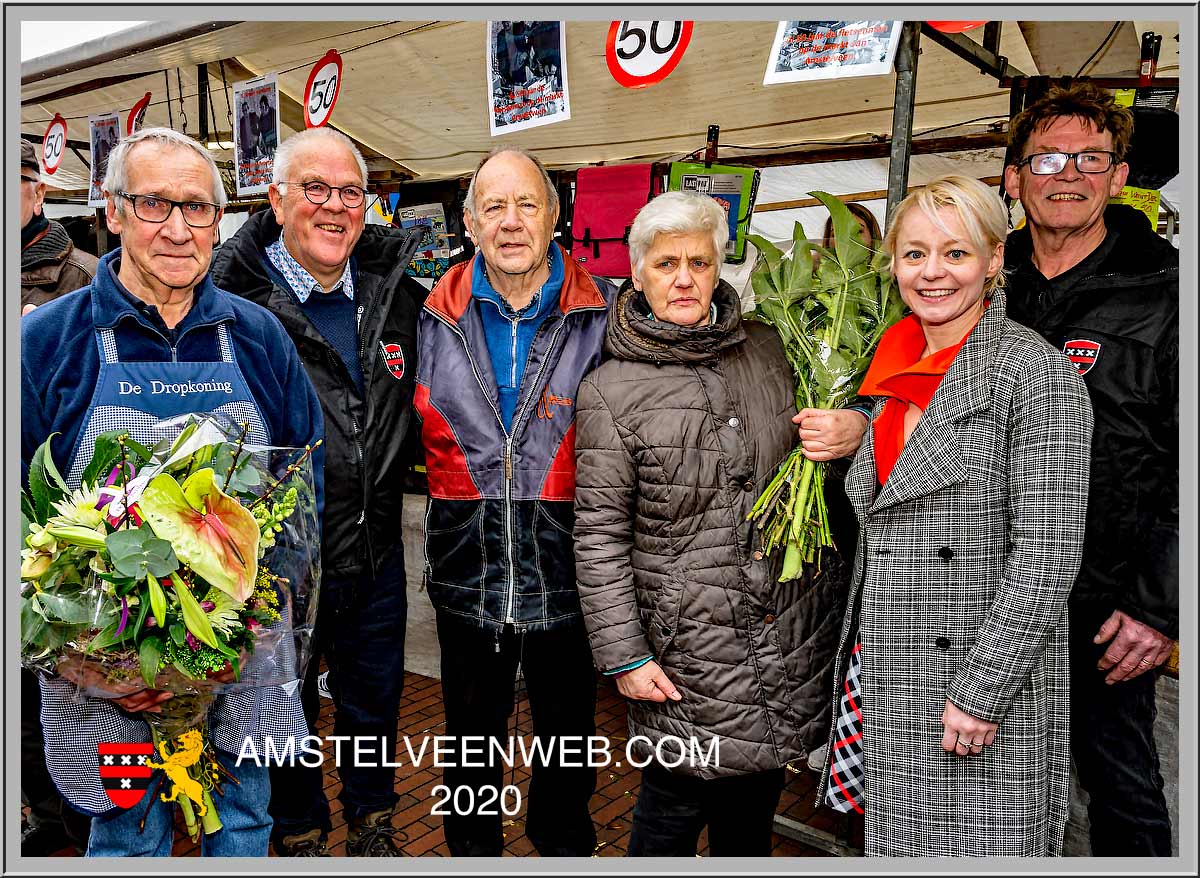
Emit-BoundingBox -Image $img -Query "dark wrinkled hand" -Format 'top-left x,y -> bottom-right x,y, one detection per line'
1094,610 -> 1174,684
55,659 -> 174,714
793,408 -> 868,461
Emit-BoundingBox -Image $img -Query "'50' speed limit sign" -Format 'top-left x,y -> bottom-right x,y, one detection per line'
304,49 -> 343,129
42,113 -> 68,175
606,21 -> 694,89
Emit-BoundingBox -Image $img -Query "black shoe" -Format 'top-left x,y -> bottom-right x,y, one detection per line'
274,827 -> 331,857
21,821 -> 74,857
346,809 -> 407,857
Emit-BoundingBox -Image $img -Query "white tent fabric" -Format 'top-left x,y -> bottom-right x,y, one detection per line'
22,18 -> 1051,190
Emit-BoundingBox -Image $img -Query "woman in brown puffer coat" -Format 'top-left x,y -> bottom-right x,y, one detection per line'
574,192 -> 856,857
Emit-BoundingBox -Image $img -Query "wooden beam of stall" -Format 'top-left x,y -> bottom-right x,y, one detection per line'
22,70 -> 158,106
754,176 -> 1002,213
215,57 -> 417,181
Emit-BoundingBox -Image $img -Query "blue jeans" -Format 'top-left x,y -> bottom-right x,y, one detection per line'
269,545 -> 407,840
86,748 -> 271,857
1070,601 -> 1173,856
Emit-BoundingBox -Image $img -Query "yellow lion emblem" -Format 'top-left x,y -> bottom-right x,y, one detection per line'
146,729 -> 210,814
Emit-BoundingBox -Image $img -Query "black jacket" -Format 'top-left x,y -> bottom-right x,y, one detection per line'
1005,204 -> 1178,638
213,210 -> 425,576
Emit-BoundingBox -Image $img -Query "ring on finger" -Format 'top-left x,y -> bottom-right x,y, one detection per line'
956,738 -> 971,749
1139,658 -> 1153,665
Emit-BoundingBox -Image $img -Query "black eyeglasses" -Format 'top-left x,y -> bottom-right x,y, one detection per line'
1016,151 -> 1118,175
280,180 -> 367,209
118,192 -> 220,227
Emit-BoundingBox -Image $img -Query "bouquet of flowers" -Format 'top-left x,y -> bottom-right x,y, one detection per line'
20,414 -> 321,840
746,192 -> 905,580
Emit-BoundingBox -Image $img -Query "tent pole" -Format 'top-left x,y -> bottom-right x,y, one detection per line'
885,22 -> 921,226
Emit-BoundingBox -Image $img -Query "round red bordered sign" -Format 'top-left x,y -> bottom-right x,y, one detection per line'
606,21 -> 694,89
303,49 -> 343,129
42,113 -> 68,175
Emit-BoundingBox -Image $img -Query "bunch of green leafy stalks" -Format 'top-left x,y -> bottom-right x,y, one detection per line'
746,192 -> 905,580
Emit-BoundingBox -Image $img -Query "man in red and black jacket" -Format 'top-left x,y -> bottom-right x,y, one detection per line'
416,147 -> 614,856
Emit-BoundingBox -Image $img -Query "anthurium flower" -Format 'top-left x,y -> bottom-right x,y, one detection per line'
138,468 -> 259,602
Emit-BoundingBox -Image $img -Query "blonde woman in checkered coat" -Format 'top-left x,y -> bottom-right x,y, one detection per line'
818,175 -> 1093,856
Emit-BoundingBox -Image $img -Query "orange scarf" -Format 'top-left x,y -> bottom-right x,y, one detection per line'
859,313 -> 979,486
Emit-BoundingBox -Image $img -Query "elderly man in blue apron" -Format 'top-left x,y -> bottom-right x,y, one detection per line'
20,126 -> 324,857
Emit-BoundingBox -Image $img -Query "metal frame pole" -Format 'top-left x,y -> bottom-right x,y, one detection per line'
885,22 -> 921,226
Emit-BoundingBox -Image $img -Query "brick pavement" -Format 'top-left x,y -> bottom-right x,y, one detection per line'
36,670 -> 862,858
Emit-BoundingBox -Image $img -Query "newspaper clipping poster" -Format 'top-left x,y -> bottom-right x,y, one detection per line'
487,21 -> 570,135
763,21 -> 903,85
396,203 -> 453,280
87,111 -> 120,207
233,73 -> 281,197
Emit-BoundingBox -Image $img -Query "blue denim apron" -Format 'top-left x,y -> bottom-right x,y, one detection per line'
42,318 -> 308,816
65,323 -> 268,488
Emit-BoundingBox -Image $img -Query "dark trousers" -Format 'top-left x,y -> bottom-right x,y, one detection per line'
21,668 -> 91,851
627,762 -> 785,857
1070,602 -> 1173,856
269,545 -> 408,840
435,612 -> 598,856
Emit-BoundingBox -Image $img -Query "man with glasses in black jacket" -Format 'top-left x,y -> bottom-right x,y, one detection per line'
1003,83 -> 1178,857
213,127 -> 426,857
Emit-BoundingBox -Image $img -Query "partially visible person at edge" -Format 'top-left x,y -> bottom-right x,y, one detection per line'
414,146 -> 615,856
818,174 -> 1093,856
20,126 -> 324,857
20,138 -> 99,313
572,192 -> 850,856
211,127 -> 426,858
19,139 -> 98,857
1003,83 -> 1178,857
821,200 -> 882,255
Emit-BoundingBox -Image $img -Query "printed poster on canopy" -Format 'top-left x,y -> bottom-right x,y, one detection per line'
763,20 -> 903,85
487,20 -> 570,135
87,111 -> 120,207
233,73 -> 280,197
396,203 -> 453,280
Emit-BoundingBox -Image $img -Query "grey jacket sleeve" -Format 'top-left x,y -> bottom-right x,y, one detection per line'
573,374 -> 652,672
947,345 -> 1094,722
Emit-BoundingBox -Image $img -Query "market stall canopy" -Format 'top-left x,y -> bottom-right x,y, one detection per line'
20,18 -> 1179,196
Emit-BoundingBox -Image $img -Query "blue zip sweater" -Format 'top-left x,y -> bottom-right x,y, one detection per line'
21,249 -> 326,516
470,243 -> 565,430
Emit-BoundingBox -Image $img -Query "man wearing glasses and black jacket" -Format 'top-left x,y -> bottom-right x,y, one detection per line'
1003,83 -> 1178,857
213,127 -> 426,857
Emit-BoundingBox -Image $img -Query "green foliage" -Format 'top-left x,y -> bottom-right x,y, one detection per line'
746,192 -> 905,577
106,525 -> 180,580
27,434 -> 67,525
139,635 -> 165,687
79,432 -> 127,491
172,574 -> 221,649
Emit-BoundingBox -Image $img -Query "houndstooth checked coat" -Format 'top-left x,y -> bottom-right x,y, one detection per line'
819,290 -> 1093,856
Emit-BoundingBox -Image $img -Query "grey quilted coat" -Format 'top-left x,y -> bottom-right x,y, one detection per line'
820,290 -> 1094,856
574,280 -> 843,779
